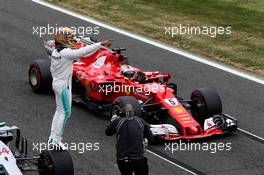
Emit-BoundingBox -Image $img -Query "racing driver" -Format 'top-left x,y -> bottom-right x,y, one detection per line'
49,27 -> 112,148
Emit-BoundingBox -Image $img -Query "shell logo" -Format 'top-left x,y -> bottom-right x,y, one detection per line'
181,116 -> 192,121
174,107 -> 184,114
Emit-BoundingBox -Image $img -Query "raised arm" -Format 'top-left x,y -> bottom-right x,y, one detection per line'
60,42 -> 102,61
105,117 -> 121,136
60,39 -> 112,61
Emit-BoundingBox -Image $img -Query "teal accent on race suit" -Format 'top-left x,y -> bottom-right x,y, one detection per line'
61,86 -> 71,134
0,164 -> 9,175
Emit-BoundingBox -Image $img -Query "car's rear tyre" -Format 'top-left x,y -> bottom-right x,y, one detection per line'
111,96 -> 142,118
28,59 -> 52,93
38,150 -> 74,175
191,88 -> 222,125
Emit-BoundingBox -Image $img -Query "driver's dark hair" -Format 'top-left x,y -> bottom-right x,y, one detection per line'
120,104 -> 134,118
124,104 -> 134,112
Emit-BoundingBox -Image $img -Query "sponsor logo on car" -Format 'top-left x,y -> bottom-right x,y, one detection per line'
174,106 -> 185,114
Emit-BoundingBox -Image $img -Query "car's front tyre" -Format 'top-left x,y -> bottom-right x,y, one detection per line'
190,87 -> 222,125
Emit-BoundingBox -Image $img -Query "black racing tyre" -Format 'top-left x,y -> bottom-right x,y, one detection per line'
110,96 -> 142,118
38,150 -> 74,175
190,88 -> 222,124
28,59 -> 52,93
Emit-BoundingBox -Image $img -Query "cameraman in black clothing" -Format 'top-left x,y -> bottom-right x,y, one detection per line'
105,104 -> 150,175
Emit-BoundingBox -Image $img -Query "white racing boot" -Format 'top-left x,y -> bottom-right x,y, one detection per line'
48,137 -> 67,151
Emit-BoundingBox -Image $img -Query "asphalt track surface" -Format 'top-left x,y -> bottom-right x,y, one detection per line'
0,0 -> 263,174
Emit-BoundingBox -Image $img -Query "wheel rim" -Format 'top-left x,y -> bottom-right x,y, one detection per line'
38,153 -> 53,175
30,68 -> 39,86
191,97 -> 204,116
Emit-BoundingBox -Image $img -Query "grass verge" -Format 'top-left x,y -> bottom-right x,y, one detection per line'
47,0 -> 264,76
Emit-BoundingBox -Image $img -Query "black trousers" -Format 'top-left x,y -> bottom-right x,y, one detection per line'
117,157 -> 149,175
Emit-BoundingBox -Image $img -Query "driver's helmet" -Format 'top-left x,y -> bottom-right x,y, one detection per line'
120,64 -> 135,78
54,27 -> 77,48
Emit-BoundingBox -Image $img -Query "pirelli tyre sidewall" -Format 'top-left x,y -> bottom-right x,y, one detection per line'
28,59 -> 52,93
38,150 -> 74,175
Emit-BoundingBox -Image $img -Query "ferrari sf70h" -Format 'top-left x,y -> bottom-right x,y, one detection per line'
28,37 -> 237,142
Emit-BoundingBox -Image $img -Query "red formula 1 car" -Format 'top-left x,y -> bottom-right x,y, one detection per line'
28,37 -> 237,141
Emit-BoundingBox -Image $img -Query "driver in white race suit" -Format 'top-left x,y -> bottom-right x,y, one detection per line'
48,27 -> 112,148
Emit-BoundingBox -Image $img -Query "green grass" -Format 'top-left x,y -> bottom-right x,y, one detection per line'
47,0 -> 264,75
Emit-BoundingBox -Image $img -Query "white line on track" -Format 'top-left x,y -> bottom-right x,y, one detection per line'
238,128 -> 264,141
31,0 -> 264,173
146,149 -> 198,175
